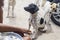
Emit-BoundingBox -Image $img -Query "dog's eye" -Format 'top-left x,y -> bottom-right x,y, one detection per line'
40,18 -> 44,24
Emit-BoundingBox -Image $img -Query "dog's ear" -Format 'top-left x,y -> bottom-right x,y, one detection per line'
24,3 -> 39,14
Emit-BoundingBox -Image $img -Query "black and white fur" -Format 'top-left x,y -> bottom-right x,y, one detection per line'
24,2 -> 52,39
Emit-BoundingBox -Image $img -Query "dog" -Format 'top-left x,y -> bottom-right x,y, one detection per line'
7,0 -> 16,18
24,2 -> 53,40
24,3 -> 48,39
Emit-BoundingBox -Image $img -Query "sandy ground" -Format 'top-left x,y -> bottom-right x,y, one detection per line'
3,0 -> 60,40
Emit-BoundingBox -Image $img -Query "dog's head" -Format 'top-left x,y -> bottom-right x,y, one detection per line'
24,3 -> 39,14
47,0 -> 53,2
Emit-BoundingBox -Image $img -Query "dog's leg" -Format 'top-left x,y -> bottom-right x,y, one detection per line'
31,21 -> 39,40
44,13 -> 52,33
32,30 -> 39,40
28,18 -> 31,30
37,18 -> 46,33
45,21 -> 52,33
29,18 -> 38,40
29,22 -> 31,30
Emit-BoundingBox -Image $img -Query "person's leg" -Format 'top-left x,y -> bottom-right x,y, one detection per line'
0,0 -> 4,23
0,8 -> 3,23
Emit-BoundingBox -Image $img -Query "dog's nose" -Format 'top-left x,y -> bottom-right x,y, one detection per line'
24,7 -> 29,11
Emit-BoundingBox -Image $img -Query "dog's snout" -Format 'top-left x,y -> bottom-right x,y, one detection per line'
24,7 -> 29,11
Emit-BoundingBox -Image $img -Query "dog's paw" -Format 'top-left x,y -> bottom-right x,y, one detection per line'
40,30 -> 46,33
38,27 -> 47,33
32,38 -> 36,40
